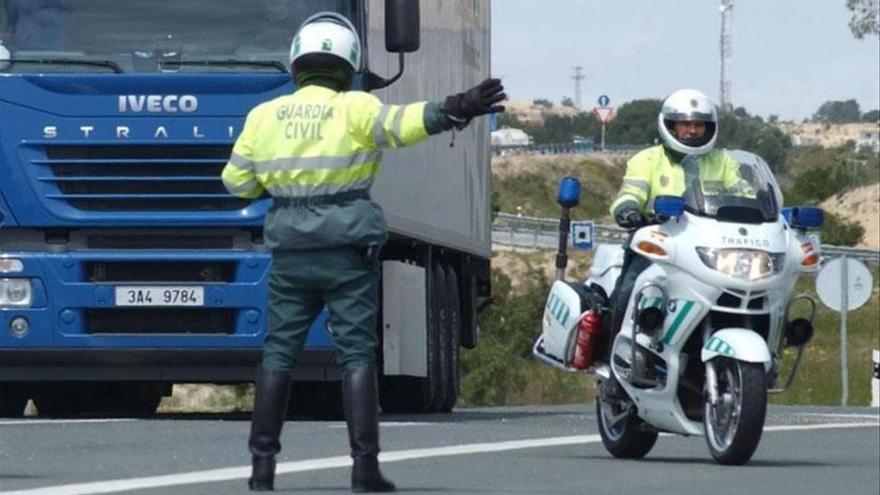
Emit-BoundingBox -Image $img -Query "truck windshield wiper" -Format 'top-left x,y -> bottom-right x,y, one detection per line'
1,57 -> 123,73
160,59 -> 288,73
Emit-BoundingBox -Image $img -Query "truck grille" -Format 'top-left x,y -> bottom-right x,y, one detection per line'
86,261 -> 236,282
85,308 -> 235,334
34,144 -> 248,211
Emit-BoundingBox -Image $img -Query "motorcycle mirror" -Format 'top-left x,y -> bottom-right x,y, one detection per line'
557,177 -> 580,209
653,195 -> 685,217
781,206 -> 824,229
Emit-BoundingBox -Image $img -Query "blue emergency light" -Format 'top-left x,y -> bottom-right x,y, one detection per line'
653,195 -> 685,217
556,177 -> 580,209
781,206 -> 824,229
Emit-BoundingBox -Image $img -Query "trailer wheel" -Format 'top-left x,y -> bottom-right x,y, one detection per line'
0,384 -> 30,418
432,262 -> 451,412
440,263 -> 461,413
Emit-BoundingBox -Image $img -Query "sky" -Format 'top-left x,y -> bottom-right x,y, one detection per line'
491,0 -> 880,122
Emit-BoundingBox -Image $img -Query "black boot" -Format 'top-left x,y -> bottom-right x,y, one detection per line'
343,364 -> 396,493
248,367 -> 291,491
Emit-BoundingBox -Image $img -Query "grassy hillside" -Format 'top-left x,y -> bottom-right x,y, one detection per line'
492,154 -> 626,220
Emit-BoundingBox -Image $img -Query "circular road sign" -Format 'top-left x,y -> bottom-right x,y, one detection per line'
597,94 -> 610,107
816,257 -> 874,312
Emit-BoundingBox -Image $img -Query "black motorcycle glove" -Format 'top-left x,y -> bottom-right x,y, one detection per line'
443,78 -> 506,130
615,205 -> 647,229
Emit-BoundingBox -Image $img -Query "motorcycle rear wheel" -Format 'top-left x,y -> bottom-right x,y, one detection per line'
704,358 -> 767,465
596,388 -> 658,459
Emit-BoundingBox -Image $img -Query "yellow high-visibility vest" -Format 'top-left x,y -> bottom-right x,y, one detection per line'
222,85 -> 429,199
610,145 -> 746,215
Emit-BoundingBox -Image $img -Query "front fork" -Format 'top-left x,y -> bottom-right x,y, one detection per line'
705,359 -> 720,406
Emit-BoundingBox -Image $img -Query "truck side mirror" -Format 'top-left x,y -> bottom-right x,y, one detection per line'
385,0 -> 420,53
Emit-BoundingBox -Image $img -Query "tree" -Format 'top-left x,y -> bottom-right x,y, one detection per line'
561,97 -> 575,108
533,98 -> 553,109
604,99 -> 662,145
811,99 -> 862,124
862,109 -> 880,122
846,0 -> 880,39
716,107 -> 792,172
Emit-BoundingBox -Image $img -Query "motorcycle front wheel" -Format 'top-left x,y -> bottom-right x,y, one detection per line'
704,358 -> 767,465
596,387 -> 658,459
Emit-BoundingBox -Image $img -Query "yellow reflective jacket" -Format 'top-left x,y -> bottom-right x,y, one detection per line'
610,145 -> 745,216
221,85 -> 431,250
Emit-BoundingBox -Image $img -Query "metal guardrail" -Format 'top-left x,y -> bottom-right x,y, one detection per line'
491,212 -> 880,265
492,143 -> 645,157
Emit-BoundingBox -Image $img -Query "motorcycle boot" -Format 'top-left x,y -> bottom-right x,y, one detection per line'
248,367 -> 292,491
343,363 -> 396,493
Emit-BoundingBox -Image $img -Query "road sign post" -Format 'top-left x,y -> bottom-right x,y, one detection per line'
816,256 -> 874,406
592,95 -> 614,151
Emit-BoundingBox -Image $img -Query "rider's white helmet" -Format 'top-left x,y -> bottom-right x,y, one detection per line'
657,89 -> 718,155
289,12 -> 361,71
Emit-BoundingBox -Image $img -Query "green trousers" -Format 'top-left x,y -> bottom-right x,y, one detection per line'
262,246 -> 380,372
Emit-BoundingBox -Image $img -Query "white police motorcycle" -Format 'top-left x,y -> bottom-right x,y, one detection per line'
533,150 -> 823,465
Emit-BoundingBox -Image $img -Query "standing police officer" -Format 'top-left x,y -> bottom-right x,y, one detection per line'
221,12 -> 505,493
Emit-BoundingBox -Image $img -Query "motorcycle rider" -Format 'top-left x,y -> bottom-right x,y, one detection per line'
601,88 -> 746,398
221,12 -> 505,493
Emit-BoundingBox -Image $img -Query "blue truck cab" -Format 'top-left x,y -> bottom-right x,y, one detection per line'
0,0 -> 492,418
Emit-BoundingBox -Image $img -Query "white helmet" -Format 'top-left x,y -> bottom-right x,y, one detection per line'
289,12 -> 361,71
657,89 -> 718,155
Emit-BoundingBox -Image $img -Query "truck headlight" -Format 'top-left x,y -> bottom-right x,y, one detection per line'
696,248 -> 785,281
0,279 -> 33,307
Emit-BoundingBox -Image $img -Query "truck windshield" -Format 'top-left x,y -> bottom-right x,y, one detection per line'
0,0 -> 355,73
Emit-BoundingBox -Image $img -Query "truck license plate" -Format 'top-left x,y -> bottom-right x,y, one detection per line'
115,286 -> 204,307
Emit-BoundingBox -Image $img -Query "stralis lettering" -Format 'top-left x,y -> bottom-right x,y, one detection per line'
721,236 -> 770,248
119,94 -> 198,113
42,125 -> 237,139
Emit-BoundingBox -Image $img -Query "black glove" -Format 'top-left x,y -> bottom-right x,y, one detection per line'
615,206 -> 647,230
444,78 -> 506,129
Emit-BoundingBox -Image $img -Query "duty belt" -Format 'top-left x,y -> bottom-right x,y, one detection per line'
272,190 -> 371,208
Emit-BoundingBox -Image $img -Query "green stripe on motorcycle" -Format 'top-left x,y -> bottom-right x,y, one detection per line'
661,300 -> 694,345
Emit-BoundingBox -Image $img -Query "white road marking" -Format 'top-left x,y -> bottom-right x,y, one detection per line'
0,419 -> 135,426
1,421 -> 877,495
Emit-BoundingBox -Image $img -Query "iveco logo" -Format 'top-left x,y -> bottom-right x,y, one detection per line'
118,94 -> 198,113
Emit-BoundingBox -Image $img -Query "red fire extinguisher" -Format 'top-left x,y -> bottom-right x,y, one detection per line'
572,310 -> 602,370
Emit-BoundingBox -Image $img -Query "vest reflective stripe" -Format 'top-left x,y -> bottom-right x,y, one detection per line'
229,152 -> 255,171
252,150 -> 382,173
372,104 -> 409,149
259,160 -> 379,190
223,175 -> 263,198
372,105 -> 394,148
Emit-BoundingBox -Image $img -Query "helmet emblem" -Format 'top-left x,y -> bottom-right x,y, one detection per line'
660,175 -> 669,187
321,39 -> 333,51
690,99 -> 699,108
738,227 -> 748,235
349,45 -> 359,64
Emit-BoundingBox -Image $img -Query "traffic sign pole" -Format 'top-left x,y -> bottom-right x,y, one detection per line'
840,255 -> 848,406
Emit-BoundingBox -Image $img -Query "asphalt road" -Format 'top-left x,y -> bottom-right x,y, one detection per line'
0,405 -> 877,495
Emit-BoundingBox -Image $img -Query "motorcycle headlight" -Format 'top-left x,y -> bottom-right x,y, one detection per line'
696,248 -> 785,281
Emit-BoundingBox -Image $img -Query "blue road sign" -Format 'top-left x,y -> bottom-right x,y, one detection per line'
571,221 -> 594,250
597,94 -> 610,107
